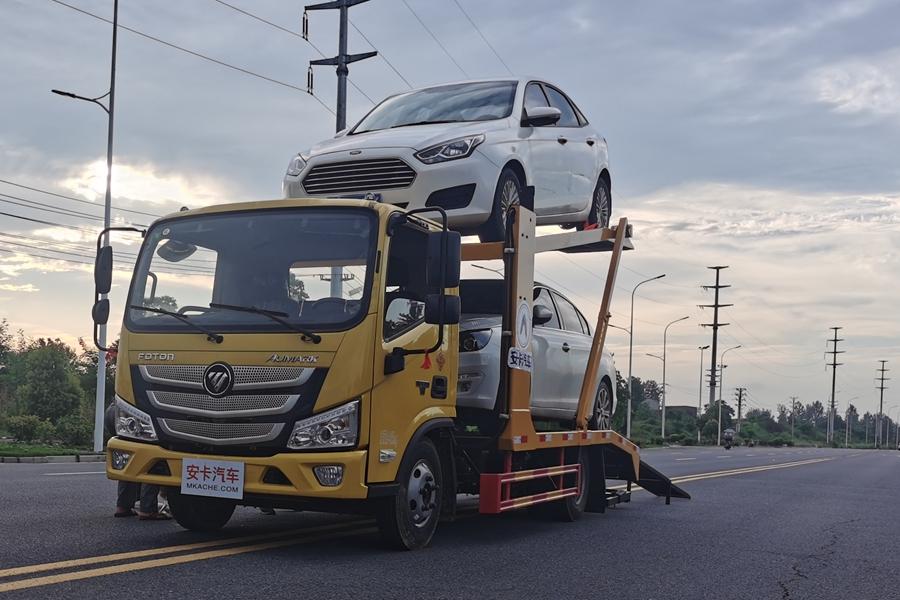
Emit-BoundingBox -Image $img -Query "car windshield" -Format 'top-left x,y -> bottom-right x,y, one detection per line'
127,207 -> 376,333
352,81 -> 517,134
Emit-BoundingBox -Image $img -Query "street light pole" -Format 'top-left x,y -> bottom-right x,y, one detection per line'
697,345 -> 709,443
626,274 -> 665,439
646,352 -> 664,437
717,344 -> 741,446
51,0 -> 118,453
661,316 -> 689,440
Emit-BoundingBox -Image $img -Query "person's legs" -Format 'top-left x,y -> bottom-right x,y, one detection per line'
116,481 -> 139,516
138,484 -> 160,516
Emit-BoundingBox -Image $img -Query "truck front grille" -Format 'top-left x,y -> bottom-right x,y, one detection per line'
302,158 -> 416,195
140,365 -> 312,391
148,391 -> 299,417
158,419 -> 283,445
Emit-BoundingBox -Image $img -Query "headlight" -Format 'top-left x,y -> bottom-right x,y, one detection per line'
460,329 -> 492,352
287,399 -> 359,450
414,134 -> 485,164
115,396 -> 157,442
285,154 -> 306,177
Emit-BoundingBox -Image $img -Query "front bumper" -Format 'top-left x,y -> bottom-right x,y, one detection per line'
283,147 -> 500,228
106,437 -> 368,500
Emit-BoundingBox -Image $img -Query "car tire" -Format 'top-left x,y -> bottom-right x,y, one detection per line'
576,176 -> 611,231
167,490 -> 236,532
589,378 -> 614,430
479,167 -> 523,243
376,438 -> 443,550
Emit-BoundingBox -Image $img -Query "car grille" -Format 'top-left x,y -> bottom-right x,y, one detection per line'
302,158 -> 416,195
148,391 -> 299,417
140,365 -> 313,391
158,419 -> 283,445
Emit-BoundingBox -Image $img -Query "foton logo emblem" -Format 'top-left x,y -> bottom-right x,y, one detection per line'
137,352 -> 175,361
203,363 -> 234,397
267,353 -> 318,364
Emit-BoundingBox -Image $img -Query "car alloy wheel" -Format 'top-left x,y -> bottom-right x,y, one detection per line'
592,381 -> 612,430
500,177 -> 520,216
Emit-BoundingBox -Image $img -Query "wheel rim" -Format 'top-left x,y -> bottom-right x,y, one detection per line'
594,385 -> 612,430
593,184 -> 610,227
406,459 -> 437,528
500,178 -> 520,215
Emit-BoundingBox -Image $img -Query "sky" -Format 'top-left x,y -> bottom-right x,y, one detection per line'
1,0 -> 899,417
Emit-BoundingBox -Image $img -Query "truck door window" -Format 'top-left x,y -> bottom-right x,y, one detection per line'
533,287 -> 560,329
383,225 -> 428,340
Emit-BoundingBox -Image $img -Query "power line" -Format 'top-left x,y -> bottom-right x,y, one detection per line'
400,0 -> 469,77
348,18 -> 413,89
47,0 -> 336,116
0,178 -> 162,219
0,209 -> 95,233
450,0 -> 513,75
209,0 -> 376,105
0,192 -> 110,223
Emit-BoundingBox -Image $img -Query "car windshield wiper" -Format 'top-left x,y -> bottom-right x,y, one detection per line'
208,303 -> 322,344
388,119 -> 456,129
129,305 -> 223,344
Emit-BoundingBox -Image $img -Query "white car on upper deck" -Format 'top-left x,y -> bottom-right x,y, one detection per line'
283,78 -> 612,241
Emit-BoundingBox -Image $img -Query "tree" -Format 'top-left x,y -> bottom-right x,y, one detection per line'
16,343 -> 86,422
144,294 -> 178,311
288,274 -> 309,302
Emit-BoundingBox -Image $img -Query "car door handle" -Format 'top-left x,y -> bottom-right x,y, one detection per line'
557,136 -> 568,145
586,138 -> 596,146
562,342 -> 570,352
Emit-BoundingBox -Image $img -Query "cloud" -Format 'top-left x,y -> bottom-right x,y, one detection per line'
0,282 -> 39,292
811,49 -> 900,119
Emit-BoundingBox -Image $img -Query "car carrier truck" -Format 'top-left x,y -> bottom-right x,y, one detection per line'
93,197 -> 688,550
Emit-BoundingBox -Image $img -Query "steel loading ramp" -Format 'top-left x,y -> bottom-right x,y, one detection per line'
600,445 -> 692,504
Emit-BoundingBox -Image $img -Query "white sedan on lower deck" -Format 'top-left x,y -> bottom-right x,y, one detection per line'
283,78 -> 612,241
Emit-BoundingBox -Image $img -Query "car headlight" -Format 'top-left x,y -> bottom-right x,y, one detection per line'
115,396 -> 157,442
459,329 -> 492,352
287,399 -> 359,450
414,134 -> 485,164
285,154 -> 307,177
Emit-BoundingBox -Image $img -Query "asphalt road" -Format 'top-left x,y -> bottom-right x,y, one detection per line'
2,447 -> 898,599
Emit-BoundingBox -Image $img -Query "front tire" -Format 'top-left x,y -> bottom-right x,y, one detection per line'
377,439 -> 443,550
576,176 -> 611,230
479,167 -> 523,243
589,378 -> 614,430
168,490 -> 235,532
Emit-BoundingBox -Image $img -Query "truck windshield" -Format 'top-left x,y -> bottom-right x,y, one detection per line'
126,207 -> 376,334
352,81 -> 517,134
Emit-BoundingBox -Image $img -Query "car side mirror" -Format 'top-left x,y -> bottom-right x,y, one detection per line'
92,298 -> 110,326
95,246 -> 113,295
522,106 -> 561,127
426,230 -> 461,289
533,304 -> 553,326
424,294 -> 460,325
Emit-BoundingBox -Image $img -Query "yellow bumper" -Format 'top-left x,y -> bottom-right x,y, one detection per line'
106,437 -> 369,500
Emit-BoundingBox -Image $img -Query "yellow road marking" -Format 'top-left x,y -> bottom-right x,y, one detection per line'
0,519 -> 367,578
0,527 -> 379,593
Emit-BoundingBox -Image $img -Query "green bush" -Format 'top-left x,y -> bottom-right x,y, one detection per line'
55,414 -> 93,447
35,419 -> 56,442
7,415 -> 45,442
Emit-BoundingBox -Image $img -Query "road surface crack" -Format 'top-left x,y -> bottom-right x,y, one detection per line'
777,518 -> 860,599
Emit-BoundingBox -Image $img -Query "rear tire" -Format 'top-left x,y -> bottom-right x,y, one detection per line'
479,167 -> 523,243
377,439 -> 443,550
543,449 -> 590,522
168,490 -> 235,532
589,378 -> 614,430
576,176 -> 611,230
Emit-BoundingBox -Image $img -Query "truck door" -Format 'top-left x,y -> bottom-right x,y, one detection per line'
367,221 -> 456,483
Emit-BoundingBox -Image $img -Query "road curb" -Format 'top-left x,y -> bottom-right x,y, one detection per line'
0,454 -> 105,464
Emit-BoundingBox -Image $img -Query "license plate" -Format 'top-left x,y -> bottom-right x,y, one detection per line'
181,457 -> 244,500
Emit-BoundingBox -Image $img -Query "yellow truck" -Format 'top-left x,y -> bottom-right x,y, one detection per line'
93,198 -> 686,550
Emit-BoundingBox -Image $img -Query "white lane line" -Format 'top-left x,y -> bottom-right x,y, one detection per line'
43,471 -> 105,476
716,455 -> 732,458
675,457 -> 696,461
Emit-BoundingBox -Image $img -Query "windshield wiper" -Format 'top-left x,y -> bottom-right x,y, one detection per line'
389,119 -> 456,129
209,303 -> 322,344
129,305 -> 224,344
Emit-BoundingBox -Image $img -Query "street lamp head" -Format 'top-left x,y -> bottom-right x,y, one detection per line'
51,89 -> 77,99
654,274 -> 666,280
699,345 -> 710,350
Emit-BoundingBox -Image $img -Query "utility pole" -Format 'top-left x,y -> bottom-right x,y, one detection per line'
735,387 -> 746,433
825,327 -> 843,445
700,266 -> 731,446
304,0 -> 377,297
876,361 -> 888,449
51,0 -> 118,453
697,345 -> 709,444
789,396 -> 798,443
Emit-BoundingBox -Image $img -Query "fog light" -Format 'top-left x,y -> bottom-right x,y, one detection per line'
313,465 -> 343,487
110,449 -> 132,470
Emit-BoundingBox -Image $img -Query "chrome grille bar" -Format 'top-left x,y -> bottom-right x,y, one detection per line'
148,391 -> 299,417
302,158 -> 416,195
158,419 -> 283,445
140,365 -> 313,391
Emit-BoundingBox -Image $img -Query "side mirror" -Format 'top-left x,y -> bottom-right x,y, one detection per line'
95,246 -> 113,295
522,106 -> 562,127
426,231 -> 461,289
533,304 -> 553,326
157,239 -> 197,263
424,294 -> 460,325
92,298 -> 110,326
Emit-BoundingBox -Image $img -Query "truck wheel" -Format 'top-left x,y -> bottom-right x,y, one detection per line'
377,439 -> 443,550
544,449 -> 590,522
479,167 -> 522,243
168,490 -> 236,532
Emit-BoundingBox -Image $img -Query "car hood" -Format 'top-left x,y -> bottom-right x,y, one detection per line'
460,314 -> 502,331
306,119 -> 510,157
